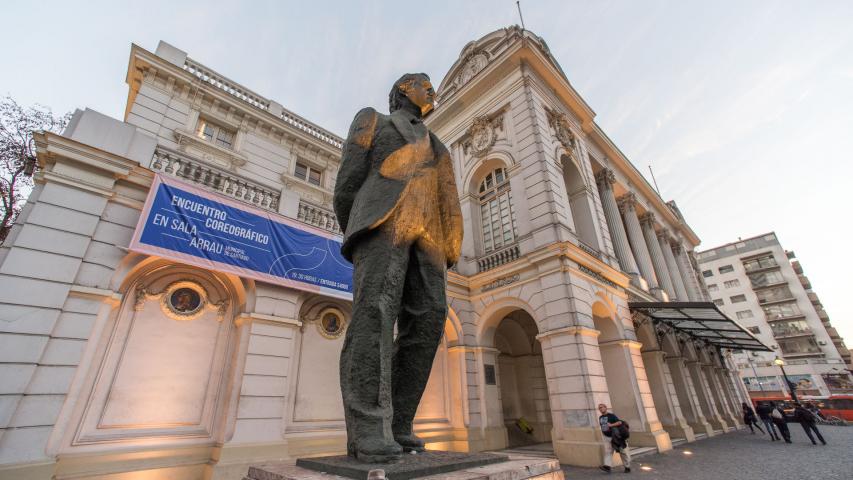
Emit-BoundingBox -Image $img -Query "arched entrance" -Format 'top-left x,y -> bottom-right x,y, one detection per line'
592,303 -> 644,430
494,310 -> 552,447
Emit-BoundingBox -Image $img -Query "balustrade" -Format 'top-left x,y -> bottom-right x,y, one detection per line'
477,243 -> 520,272
151,148 -> 280,211
297,201 -> 341,235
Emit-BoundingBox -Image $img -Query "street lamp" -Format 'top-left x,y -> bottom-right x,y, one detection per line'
774,357 -> 798,403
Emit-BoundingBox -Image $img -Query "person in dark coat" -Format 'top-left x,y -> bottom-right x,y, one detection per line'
769,401 -> 791,443
598,403 -> 631,473
755,401 -> 779,441
741,402 -> 764,434
794,403 -> 827,445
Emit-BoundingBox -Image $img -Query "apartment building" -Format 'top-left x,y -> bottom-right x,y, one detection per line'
697,233 -> 852,399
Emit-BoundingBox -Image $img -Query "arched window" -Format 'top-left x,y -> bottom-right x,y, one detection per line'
478,167 -> 517,253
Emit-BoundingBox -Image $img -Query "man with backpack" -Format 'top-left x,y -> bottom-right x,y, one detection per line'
598,403 -> 631,473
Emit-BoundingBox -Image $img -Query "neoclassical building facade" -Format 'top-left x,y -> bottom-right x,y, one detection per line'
0,28 -> 753,479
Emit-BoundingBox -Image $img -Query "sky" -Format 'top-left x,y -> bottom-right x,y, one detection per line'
3,0 -> 852,345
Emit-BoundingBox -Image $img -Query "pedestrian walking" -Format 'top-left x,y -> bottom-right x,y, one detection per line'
598,403 -> 631,474
755,401 -> 780,441
769,401 -> 791,443
741,402 -> 764,434
794,403 -> 826,445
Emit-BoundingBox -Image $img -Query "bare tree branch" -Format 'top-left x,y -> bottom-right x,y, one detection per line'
0,96 -> 71,242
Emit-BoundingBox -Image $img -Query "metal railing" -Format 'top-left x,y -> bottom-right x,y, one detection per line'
151,147 -> 280,211
478,243 -> 520,273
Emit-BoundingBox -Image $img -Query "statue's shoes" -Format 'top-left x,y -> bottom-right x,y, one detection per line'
394,433 -> 426,453
354,438 -> 403,463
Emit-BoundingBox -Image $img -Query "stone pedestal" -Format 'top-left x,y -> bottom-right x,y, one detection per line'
245,451 -> 563,480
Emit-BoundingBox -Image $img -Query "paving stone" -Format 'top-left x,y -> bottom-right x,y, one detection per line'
561,426 -> 853,479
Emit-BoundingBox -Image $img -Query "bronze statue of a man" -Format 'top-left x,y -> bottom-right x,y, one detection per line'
333,73 -> 462,463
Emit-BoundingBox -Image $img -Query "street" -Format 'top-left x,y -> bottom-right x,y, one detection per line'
560,426 -> 853,479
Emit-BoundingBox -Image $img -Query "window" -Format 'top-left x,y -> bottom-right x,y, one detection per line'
736,310 -> 754,320
703,270 -> 714,278
730,294 -> 747,303
770,320 -> 811,338
713,298 -> 724,306
294,161 -> 322,187
762,302 -> 801,321
747,326 -> 760,334
719,264 -> 734,274
779,337 -> 821,355
478,167 -> 517,253
743,254 -> 778,272
755,285 -> 793,304
724,279 -> 741,288
707,283 -> 719,292
749,270 -> 785,288
196,118 -> 235,149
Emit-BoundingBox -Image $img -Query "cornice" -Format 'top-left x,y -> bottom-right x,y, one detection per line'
126,44 -> 343,159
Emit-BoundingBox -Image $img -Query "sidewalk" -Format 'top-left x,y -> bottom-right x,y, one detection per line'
560,426 -> 853,479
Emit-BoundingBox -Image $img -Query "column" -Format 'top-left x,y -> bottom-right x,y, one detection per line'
673,243 -> 704,301
595,170 -> 645,290
642,350 -> 695,441
658,231 -> 689,301
639,212 -> 675,301
617,193 -> 661,296
538,326 -> 611,468
715,367 -> 743,428
666,356 -> 714,437
687,360 -> 728,431
704,365 -> 738,429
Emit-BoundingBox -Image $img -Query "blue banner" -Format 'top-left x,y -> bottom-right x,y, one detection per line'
130,175 -> 353,299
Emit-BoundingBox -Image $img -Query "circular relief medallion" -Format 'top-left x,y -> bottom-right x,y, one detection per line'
317,310 -> 346,339
161,281 -> 207,320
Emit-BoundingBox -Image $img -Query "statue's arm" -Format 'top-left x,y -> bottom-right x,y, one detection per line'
334,107 -> 378,233
435,138 -> 463,267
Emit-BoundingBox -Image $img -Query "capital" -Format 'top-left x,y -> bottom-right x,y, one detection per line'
656,227 -> 671,241
638,211 -> 657,228
595,168 -> 616,190
616,192 -> 637,213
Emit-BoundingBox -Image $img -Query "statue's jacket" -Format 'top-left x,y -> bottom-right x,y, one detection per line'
333,107 -> 463,266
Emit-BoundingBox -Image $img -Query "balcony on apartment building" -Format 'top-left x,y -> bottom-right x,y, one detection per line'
779,337 -> 824,357
749,270 -> 787,290
743,255 -> 780,274
791,260 -> 803,275
771,320 -> 813,340
756,285 -> 796,305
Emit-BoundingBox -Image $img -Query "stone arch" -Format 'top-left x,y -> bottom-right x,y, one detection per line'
445,306 -> 464,346
490,308 -> 552,446
592,300 -> 645,430
72,260 -> 243,447
562,152 -> 600,250
463,151 -> 515,195
476,295 -> 540,347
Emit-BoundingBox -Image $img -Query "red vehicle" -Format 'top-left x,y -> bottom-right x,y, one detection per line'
812,395 -> 853,422
752,395 -> 853,422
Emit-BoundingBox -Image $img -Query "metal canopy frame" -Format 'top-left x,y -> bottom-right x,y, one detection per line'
629,301 -> 771,351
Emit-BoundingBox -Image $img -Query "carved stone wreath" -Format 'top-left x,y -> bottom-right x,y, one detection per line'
545,107 -> 577,152
463,113 -> 504,157
452,52 -> 488,90
134,280 -> 228,321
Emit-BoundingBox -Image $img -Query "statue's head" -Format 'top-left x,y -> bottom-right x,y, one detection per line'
389,73 -> 435,116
